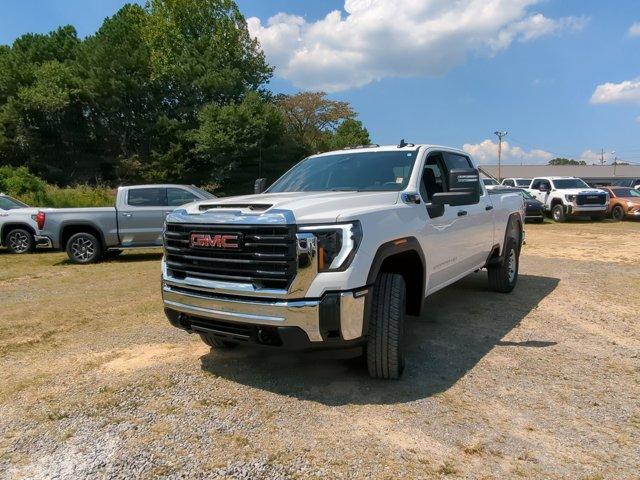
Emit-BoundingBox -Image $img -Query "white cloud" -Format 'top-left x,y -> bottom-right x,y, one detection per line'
629,22 -> 640,38
578,149 -> 604,164
590,78 -> 640,105
248,0 -> 587,92
463,139 -> 553,165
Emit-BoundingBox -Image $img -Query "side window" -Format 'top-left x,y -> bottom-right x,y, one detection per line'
420,153 -> 446,201
127,188 -> 167,207
531,179 -> 541,190
541,180 -> 551,190
167,188 -> 198,207
504,179 -> 514,186
443,152 -> 473,171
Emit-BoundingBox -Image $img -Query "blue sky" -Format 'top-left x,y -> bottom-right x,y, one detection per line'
2,0 -> 639,164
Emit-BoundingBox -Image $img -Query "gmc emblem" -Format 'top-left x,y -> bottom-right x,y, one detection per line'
190,233 -> 242,249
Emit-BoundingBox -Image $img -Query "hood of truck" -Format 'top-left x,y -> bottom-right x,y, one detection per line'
559,188 -> 607,196
178,191 -> 400,224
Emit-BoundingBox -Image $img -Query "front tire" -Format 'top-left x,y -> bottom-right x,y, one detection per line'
611,205 -> 625,221
5,228 -> 34,254
66,232 -> 102,264
366,273 -> 406,379
199,333 -> 238,349
551,204 -> 566,222
488,237 -> 519,293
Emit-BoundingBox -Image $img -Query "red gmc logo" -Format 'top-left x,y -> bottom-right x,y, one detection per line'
190,233 -> 242,249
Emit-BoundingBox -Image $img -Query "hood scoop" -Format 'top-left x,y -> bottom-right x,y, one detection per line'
198,203 -> 272,212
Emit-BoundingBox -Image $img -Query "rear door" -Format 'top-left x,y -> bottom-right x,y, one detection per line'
118,187 -> 168,246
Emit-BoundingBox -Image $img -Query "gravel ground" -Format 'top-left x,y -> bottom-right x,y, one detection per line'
0,220 -> 638,479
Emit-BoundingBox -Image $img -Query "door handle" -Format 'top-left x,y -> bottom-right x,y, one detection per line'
485,205 -> 494,211
457,210 -> 468,217
122,212 -> 133,217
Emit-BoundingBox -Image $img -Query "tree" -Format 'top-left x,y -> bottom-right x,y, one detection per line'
331,119 -> 370,149
190,92 -> 283,190
277,91 -> 356,153
548,157 -> 586,166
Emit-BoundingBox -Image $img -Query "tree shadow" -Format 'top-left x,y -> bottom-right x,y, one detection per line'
199,272 -> 560,406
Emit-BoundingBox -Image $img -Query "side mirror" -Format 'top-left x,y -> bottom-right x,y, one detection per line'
254,178 -> 267,194
430,168 -> 480,207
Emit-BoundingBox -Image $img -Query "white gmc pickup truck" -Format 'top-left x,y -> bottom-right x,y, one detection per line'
162,143 -> 525,378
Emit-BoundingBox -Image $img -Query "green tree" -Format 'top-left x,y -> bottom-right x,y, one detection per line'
548,157 -> 586,166
331,119 -> 370,149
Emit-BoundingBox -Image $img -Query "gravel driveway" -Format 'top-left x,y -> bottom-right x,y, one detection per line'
0,221 -> 638,479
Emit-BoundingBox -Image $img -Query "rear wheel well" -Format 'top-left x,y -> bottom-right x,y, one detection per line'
61,225 -> 104,250
2,223 -> 35,244
377,250 -> 424,316
550,198 -> 563,208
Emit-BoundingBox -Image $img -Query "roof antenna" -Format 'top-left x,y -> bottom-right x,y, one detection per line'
398,139 -> 407,148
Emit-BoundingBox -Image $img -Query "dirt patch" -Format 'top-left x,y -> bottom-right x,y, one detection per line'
100,343 -> 207,373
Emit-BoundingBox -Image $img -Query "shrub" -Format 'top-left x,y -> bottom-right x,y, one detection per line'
0,166 -> 48,203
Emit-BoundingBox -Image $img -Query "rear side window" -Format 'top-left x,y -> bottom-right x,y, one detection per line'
127,188 -> 166,207
167,188 -> 198,207
503,179 -> 514,186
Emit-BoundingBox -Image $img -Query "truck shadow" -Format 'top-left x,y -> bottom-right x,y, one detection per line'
199,273 -> 559,406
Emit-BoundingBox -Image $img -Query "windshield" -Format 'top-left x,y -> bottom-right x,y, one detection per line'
515,179 -> 531,186
267,150 -> 419,193
0,196 -> 28,210
552,178 -> 589,189
613,188 -> 640,198
482,178 -> 499,186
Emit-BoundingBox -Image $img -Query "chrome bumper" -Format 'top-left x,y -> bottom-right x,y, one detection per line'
162,282 -> 367,343
34,235 -> 52,249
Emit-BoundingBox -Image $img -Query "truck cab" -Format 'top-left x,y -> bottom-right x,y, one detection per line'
527,176 -> 609,222
161,144 -> 525,379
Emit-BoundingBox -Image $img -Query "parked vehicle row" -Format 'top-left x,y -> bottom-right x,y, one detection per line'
481,175 -> 640,222
1,185 -> 214,261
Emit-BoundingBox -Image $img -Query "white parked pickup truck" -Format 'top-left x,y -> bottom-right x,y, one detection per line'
0,194 -> 49,254
162,143 -> 525,379
526,176 -> 609,222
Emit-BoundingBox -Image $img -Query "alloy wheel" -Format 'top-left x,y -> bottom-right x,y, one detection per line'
70,236 -> 96,262
7,231 -> 31,253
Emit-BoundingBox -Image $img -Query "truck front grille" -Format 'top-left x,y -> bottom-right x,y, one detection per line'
576,194 -> 607,205
164,223 -> 297,289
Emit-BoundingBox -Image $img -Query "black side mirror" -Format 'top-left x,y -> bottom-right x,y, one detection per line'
254,178 -> 267,194
430,168 -> 480,207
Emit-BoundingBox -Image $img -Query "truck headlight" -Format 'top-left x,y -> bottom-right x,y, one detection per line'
565,194 -> 576,202
299,222 -> 362,272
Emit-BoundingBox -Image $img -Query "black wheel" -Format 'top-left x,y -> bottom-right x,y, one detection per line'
488,237 -> 519,293
611,205 -> 625,221
5,228 -> 34,254
199,333 -> 238,349
105,249 -> 123,259
551,204 -> 566,223
366,273 -> 406,379
66,232 -> 102,264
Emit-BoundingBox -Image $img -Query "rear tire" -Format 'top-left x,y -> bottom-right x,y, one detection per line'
66,232 -> 102,264
551,204 -> 566,222
488,237 -> 519,293
611,205 -> 624,221
366,273 -> 406,380
199,333 -> 238,349
5,228 -> 34,254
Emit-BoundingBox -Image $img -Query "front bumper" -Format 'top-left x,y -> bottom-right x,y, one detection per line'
34,235 -> 53,249
162,280 -> 368,349
565,204 -> 607,216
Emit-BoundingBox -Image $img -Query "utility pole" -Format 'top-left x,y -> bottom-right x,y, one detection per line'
601,148 -> 604,166
494,131 -> 508,181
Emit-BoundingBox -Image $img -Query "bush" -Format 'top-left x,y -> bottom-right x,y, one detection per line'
0,166 -> 48,203
1,165 -> 115,207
